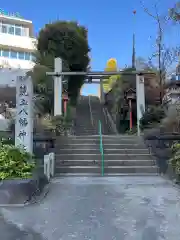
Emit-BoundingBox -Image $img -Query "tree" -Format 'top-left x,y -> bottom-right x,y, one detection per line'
110,60 -> 161,116
105,67 -> 136,117
32,21 -> 90,114
103,59 -> 119,93
105,62 -> 160,132
141,1 -> 179,103
169,2 -> 180,21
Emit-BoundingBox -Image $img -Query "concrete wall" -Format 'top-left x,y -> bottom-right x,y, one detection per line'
0,115 -> 10,130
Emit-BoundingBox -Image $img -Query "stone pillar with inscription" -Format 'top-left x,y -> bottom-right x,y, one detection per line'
15,75 -> 33,154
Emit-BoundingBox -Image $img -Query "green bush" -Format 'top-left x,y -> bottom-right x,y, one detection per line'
170,143 -> 180,176
0,144 -> 35,180
140,106 -> 165,130
51,115 -> 66,135
51,104 -> 74,135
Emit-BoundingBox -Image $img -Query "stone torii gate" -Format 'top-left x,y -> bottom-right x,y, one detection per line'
46,58 -> 155,136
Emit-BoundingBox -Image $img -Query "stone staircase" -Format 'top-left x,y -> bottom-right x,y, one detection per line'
74,96 -> 97,135
73,95 -> 115,136
54,135 -> 158,176
54,95 -> 158,176
89,96 -> 115,135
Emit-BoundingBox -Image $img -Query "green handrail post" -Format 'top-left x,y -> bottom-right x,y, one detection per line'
99,120 -> 104,176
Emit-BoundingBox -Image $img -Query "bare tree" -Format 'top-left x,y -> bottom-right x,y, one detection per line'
169,2 -> 180,21
140,1 -> 179,103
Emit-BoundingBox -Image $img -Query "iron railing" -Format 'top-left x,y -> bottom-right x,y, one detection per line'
103,106 -> 118,134
99,120 -> 104,176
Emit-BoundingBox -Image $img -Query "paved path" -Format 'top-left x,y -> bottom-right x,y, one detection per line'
0,214 -> 43,240
1,176 -> 180,239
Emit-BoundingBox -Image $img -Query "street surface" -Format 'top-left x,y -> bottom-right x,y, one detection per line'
1,176 -> 180,239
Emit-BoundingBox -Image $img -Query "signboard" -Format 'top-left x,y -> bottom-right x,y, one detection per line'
15,75 -> 33,153
62,93 -> 68,100
139,76 -> 144,83
0,8 -> 23,19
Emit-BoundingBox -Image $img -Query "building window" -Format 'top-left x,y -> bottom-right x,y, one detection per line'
2,50 -> 9,57
0,49 -> 34,61
21,27 -> 29,37
18,52 -> 25,60
2,24 -> 7,33
0,22 -> 31,37
15,26 -> 21,36
8,25 -> 14,35
24,52 -> 30,60
10,50 -> 17,59
31,53 -> 36,61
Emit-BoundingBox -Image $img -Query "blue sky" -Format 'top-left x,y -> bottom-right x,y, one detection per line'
1,0 -> 178,95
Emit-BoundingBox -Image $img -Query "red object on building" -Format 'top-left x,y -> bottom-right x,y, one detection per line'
62,93 -> 69,115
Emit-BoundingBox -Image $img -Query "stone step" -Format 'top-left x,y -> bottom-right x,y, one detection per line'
74,130 -> 96,132
73,127 -> 96,129
74,133 -> 98,136
55,166 -> 158,174
55,159 -> 154,167
55,138 -> 144,145
56,149 -> 150,155
55,153 -> 153,161
74,127 -> 95,130
55,143 -> 147,150
57,135 -> 141,139
57,135 -> 100,139
54,172 -> 159,177
57,149 -> 99,154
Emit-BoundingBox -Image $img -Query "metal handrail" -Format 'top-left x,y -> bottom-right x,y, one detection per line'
103,106 -> 118,134
99,120 -> 104,176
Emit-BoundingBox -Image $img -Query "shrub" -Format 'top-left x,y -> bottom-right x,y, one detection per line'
0,136 -> 14,145
51,115 -> 66,135
161,103 -> 180,133
34,103 -> 75,135
140,105 -> 165,130
0,144 -> 35,180
170,142 -> 180,176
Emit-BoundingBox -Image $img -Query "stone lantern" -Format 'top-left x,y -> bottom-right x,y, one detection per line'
125,88 -> 136,131
62,92 -> 69,116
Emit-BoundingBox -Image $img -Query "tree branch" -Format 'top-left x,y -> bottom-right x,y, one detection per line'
140,0 -> 158,20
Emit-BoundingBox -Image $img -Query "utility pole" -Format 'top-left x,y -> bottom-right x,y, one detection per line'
132,10 -> 136,69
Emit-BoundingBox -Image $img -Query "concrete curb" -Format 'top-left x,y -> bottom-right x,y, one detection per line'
160,174 -> 180,190
0,182 -> 50,208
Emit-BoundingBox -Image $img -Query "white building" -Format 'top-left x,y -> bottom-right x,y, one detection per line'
0,10 -> 36,70
0,11 -> 36,130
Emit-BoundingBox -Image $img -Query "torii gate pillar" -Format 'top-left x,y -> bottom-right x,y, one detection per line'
136,74 -> 145,136
54,58 -> 62,116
